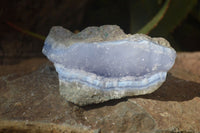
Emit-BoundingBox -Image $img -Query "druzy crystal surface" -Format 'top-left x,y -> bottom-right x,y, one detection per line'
42,25 -> 176,106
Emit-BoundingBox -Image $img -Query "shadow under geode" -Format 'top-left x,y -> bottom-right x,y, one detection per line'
80,97 -> 128,110
131,73 -> 200,102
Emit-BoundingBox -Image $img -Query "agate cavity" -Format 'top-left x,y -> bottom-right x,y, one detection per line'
42,25 -> 176,106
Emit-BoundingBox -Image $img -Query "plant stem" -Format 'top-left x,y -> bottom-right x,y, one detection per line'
5,21 -> 46,41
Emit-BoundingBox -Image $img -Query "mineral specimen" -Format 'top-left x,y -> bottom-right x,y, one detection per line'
42,25 -> 176,106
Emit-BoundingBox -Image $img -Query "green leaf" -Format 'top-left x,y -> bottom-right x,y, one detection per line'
129,0 -> 163,34
150,0 -> 198,37
137,0 -> 170,34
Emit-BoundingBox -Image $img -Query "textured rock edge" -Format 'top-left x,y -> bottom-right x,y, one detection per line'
59,80 -> 164,106
45,25 -> 173,49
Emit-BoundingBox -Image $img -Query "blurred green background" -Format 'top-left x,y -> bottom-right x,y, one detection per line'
1,0 -> 200,64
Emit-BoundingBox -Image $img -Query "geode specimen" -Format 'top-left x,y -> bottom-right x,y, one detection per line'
42,25 -> 176,106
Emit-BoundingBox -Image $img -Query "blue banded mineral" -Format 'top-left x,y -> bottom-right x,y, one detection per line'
42,25 -> 176,106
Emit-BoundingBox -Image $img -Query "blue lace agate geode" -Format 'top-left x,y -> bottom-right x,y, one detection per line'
42,25 -> 176,106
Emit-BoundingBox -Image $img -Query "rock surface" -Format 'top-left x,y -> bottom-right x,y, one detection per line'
0,52 -> 200,133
